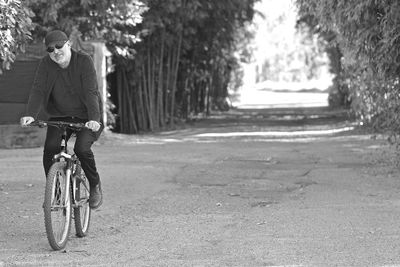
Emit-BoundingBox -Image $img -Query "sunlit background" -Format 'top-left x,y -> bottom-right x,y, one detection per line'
233,0 -> 333,109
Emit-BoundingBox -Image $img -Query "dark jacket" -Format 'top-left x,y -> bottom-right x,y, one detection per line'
26,49 -> 102,122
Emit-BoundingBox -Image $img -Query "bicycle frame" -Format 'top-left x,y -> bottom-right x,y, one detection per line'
51,123 -> 87,209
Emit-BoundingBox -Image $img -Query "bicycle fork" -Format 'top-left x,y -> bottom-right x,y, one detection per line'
64,162 -> 73,208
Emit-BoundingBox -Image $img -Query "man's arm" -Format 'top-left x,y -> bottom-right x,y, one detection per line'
80,55 -> 101,123
80,54 -> 102,132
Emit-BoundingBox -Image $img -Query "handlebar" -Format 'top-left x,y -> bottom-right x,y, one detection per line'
29,120 -> 86,131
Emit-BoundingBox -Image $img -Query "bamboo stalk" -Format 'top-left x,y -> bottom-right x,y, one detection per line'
151,54 -> 158,130
137,75 -> 146,130
169,29 -> 183,127
126,79 -> 138,133
142,63 -> 152,131
165,49 -> 172,123
147,47 -> 154,131
116,68 -> 124,132
157,30 -> 165,127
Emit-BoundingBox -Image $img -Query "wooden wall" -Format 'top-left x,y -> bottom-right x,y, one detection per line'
0,60 -> 41,124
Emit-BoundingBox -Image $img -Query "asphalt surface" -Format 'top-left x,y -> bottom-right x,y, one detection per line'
1,107 -> 400,266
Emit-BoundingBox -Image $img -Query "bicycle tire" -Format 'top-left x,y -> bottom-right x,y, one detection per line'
44,161 -> 72,250
73,162 -> 91,237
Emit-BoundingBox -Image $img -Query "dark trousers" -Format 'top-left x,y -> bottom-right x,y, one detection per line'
43,117 -> 102,188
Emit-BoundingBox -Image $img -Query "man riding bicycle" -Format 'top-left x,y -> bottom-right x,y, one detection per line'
20,30 -> 103,209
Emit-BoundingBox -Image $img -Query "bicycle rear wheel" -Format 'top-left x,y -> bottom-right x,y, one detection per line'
44,161 -> 72,250
73,163 -> 91,237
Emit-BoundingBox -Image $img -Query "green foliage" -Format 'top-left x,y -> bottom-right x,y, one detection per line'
113,0 -> 258,133
24,0 -> 147,59
0,0 -> 34,73
295,0 -> 400,140
178,0 -> 258,112
1,0 -> 147,70
296,0 -> 349,108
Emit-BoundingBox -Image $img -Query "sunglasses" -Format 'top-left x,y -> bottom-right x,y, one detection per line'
46,41 -> 67,53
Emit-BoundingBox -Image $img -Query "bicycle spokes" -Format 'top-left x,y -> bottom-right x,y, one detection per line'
74,170 -> 91,237
51,173 -> 63,209
44,162 -> 72,250
51,169 -> 70,239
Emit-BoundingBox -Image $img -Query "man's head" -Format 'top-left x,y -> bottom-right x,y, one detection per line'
45,30 -> 71,67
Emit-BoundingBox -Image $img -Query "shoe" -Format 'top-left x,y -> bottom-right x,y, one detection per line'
89,182 -> 103,210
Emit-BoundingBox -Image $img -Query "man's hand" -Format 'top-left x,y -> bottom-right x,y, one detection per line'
85,120 -> 101,132
20,116 -> 35,126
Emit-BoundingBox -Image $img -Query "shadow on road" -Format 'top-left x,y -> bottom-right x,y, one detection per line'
99,106 -> 360,145
191,106 -> 353,128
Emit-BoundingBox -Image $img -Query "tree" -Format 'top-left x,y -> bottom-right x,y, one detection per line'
111,0 -> 258,133
295,0 -> 350,108
0,0 -> 147,73
295,0 -> 400,140
27,0 -> 147,54
0,0 -> 34,74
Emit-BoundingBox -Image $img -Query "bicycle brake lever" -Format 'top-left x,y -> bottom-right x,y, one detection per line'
30,121 -> 47,128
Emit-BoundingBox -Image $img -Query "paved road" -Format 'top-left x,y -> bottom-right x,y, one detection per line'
1,107 -> 400,266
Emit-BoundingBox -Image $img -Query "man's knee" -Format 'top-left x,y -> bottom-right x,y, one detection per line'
74,146 -> 93,159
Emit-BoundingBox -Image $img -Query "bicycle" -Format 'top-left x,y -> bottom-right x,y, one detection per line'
29,120 -> 91,250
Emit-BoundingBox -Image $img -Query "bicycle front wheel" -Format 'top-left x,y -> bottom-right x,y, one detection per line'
44,161 -> 72,250
73,162 -> 91,237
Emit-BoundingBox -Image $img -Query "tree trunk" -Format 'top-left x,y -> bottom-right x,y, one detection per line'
142,64 -> 152,131
169,29 -> 183,127
147,49 -> 154,131
136,79 -> 144,131
165,50 -> 172,124
158,30 -> 165,127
